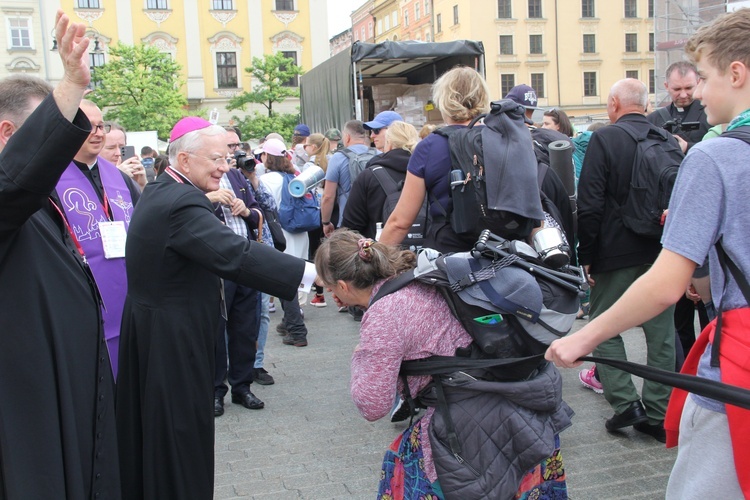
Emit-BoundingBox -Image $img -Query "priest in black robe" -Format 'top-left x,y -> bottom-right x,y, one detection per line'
116,117 -> 306,499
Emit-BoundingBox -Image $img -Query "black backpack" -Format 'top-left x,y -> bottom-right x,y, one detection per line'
370,165 -> 429,251
613,122 -> 684,238
342,147 -> 379,183
434,99 -> 545,241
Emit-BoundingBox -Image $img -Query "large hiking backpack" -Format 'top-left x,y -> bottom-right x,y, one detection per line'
342,146 -> 379,184
613,122 -> 684,238
370,165 -> 429,250
435,99 -> 545,241
278,173 -> 321,233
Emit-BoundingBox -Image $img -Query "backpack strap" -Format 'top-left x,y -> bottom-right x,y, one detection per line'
721,125 -> 750,146
712,239 -> 750,367
369,270 -> 416,306
656,106 -> 673,125
370,165 -> 400,196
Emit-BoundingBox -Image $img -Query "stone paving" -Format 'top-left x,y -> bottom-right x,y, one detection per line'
214,298 -> 678,499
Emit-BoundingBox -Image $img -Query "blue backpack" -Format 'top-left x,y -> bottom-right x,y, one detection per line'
278,173 -> 321,233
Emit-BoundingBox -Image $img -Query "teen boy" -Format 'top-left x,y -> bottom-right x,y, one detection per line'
545,9 -> 750,499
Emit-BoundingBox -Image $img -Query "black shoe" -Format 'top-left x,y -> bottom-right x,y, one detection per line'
254,367 -> 275,385
605,401 -> 648,431
276,322 -> 288,335
231,391 -> 265,410
634,421 -> 667,443
282,334 -> 308,347
214,397 -> 224,417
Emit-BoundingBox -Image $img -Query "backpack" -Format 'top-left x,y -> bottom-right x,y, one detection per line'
612,122 -> 684,238
278,172 -> 321,233
434,99 -> 545,241
370,165 -> 429,250
342,146 -> 379,184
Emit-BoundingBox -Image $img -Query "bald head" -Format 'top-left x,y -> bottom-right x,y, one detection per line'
607,79 -> 649,122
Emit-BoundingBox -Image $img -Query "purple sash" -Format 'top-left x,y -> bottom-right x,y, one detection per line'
56,158 -> 133,378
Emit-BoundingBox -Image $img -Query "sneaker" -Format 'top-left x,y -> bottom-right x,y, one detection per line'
579,365 -> 603,394
338,306 -> 348,313
282,334 -> 308,347
276,322 -> 288,335
269,302 -> 276,313
311,294 -> 327,307
254,367 -> 275,386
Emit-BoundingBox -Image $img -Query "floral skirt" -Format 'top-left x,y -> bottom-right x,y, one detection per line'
377,420 -> 567,500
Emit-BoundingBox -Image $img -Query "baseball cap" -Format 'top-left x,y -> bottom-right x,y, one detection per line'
324,128 -> 342,141
293,124 -> 311,137
504,84 -> 542,110
258,138 -> 287,157
363,111 -> 403,130
170,116 -> 213,142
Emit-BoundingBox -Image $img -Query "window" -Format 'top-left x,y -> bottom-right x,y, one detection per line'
453,5 -> 459,25
404,8 -> 409,26
147,0 -> 168,8
77,0 -> 101,7
8,17 -> 32,49
499,35 -> 513,55
280,51 -> 298,87
501,74 -> 516,97
361,27 -> 365,40
216,52 -> 237,88
624,0 -> 637,18
393,11 -> 398,27
377,19 -> 382,34
415,2 -> 420,20
582,0 -> 595,18
649,69 -> 655,93
531,73 -> 545,98
425,31 -> 430,42
212,0 -> 233,9
384,15 -> 390,31
529,34 -> 542,54
649,32 -> 654,52
528,0 -> 542,18
583,71 -> 597,96
89,52 -> 105,89
648,0 -> 654,18
626,70 -> 639,80
369,22 -> 373,37
436,13 -> 442,33
625,33 -> 637,52
583,34 -> 596,53
498,0 -> 511,18
275,0 -> 294,11
425,0 -> 430,15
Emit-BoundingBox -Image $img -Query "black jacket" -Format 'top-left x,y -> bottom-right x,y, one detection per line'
577,113 -> 673,273
647,99 -> 710,150
341,148 -> 411,239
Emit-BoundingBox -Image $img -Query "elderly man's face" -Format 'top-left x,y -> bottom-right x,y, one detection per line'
76,103 -> 106,163
665,70 -> 699,108
181,132 -> 230,192
101,128 -> 126,165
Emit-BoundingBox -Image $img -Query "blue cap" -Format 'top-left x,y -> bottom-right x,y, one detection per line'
363,111 -> 403,130
293,124 -> 311,137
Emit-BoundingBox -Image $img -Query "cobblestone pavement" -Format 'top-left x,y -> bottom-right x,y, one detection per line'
214,298 -> 678,499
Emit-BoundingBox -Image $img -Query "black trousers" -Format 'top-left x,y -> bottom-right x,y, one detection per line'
674,294 -> 709,362
214,280 -> 261,398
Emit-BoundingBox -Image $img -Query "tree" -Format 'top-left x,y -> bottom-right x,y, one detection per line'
231,111 -> 300,143
227,53 -> 304,118
88,43 -> 187,140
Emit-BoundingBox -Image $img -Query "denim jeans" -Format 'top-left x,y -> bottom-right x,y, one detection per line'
255,293 -> 270,369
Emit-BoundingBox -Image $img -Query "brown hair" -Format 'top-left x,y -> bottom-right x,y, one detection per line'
543,108 -> 575,137
685,9 -> 750,72
0,75 -> 53,127
307,133 -> 330,172
315,229 -> 416,290
432,66 -> 490,123
264,153 -> 296,174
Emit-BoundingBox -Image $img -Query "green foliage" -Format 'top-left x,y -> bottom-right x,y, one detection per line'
232,111 -> 300,142
226,53 -> 304,118
88,43 -> 187,141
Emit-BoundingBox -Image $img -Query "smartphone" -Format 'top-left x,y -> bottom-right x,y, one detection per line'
120,145 -> 136,161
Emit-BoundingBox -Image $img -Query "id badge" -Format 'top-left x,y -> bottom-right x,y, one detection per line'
99,221 -> 127,259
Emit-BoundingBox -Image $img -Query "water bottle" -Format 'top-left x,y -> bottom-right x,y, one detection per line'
375,222 -> 383,241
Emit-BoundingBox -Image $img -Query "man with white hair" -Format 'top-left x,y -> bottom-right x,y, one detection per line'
116,116 -> 305,500
576,78 -> 680,443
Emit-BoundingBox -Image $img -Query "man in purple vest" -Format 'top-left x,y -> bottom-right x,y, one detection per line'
54,100 -> 141,378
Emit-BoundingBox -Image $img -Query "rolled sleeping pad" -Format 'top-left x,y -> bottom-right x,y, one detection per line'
289,165 -> 325,197
548,140 -> 575,198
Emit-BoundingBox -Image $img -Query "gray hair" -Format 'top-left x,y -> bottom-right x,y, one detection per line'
0,75 -> 53,127
343,120 -> 367,140
168,124 -> 226,165
611,79 -> 648,110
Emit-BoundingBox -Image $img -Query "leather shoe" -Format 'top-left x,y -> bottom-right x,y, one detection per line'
214,397 -> 224,417
634,421 -> 666,443
231,391 -> 264,410
605,401 -> 647,431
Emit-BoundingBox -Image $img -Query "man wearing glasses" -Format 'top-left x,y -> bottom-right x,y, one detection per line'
54,99 -> 141,379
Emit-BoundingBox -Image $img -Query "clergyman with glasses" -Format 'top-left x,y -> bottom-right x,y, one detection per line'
116,116 -> 306,500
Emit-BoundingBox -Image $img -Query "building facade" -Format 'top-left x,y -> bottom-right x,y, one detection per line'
352,0 -> 375,43
1,0 -> 330,121
330,28 -> 353,56
399,0 -> 432,41
372,0 -> 400,42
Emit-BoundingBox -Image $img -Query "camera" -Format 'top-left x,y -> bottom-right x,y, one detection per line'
662,117 -> 701,134
234,150 -> 255,171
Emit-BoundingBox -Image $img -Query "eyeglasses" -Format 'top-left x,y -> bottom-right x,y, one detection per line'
91,123 -> 112,134
370,128 -> 384,135
188,153 -> 230,167
227,142 -> 241,149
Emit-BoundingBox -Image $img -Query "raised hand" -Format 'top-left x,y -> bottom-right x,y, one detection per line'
51,10 -> 91,121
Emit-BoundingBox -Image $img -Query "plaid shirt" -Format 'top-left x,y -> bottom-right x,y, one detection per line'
218,174 -> 248,239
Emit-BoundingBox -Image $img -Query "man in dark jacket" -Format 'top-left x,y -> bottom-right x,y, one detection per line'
577,78 -> 676,443
0,14 -> 122,499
